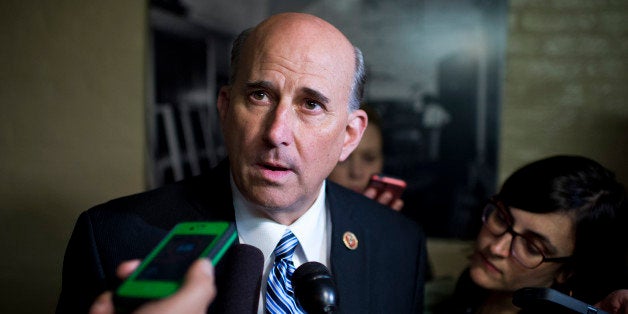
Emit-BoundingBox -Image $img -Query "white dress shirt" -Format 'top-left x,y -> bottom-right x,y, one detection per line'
231,176 -> 332,313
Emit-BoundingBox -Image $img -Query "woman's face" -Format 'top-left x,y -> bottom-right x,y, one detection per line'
328,124 -> 384,192
469,205 -> 575,292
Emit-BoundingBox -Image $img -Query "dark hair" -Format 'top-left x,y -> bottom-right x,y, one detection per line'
229,28 -> 366,111
498,155 -> 628,303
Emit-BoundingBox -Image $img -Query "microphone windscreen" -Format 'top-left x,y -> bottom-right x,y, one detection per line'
210,244 -> 264,314
293,262 -> 338,314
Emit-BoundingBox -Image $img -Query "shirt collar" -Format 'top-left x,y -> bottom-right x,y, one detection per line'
231,176 -> 328,266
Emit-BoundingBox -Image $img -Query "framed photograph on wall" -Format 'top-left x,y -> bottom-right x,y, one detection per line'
149,0 -> 509,239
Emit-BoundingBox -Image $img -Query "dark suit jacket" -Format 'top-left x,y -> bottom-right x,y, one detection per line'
57,160 -> 427,313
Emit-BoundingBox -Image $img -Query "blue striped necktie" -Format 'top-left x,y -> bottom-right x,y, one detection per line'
265,229 -> 305,314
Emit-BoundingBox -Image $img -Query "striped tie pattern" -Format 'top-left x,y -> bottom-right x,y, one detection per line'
265,230 -> 305,314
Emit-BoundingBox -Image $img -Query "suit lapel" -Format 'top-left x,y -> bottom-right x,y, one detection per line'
327,182 -> 370,313
186,159 -> 236,222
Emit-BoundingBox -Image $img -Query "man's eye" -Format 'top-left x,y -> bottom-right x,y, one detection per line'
304,99 -> 322,111
251,91 -> 267,101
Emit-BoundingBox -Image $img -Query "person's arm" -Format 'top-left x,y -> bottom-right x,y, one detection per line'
89,258 -> 216,314
595,289 -> 628,314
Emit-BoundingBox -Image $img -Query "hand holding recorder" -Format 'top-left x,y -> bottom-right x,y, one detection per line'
98,222 -> 237,313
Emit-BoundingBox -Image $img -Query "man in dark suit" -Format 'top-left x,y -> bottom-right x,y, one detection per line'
57,12 -> 427,313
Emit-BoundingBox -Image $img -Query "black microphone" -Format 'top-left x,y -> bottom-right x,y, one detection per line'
292,262 -> 338,314
211,244 -> 264,314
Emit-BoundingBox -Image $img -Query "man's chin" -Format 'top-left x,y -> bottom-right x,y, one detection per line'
245,187 -> 296,209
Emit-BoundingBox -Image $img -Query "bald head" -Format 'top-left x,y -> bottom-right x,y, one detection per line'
229,13 -> 365,111
217,12 -> 369,220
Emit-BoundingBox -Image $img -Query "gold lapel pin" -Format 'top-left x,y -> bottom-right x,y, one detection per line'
342,231 -> 358,250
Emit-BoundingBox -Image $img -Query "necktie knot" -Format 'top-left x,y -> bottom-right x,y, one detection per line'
273,229 -> 298,262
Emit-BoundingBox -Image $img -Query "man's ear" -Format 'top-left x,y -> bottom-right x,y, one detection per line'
217,86 -> 231,124
339,109 -> 367,162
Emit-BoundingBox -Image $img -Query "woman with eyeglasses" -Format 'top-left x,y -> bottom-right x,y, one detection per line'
435,155 -> 628,314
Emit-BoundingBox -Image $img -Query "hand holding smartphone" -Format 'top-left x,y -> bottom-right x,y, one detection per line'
366,174 -> 407,210
114,221 -> 237,312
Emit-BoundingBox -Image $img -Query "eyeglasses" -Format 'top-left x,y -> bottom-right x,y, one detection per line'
481,197 -> 572,269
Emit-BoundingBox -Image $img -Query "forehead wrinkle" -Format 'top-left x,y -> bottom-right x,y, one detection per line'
255,59 -> 335,100
258,54 -> 333,81
242,19 -> 355,107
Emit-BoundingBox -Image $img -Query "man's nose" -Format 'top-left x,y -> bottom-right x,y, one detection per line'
264,101 -> 294,147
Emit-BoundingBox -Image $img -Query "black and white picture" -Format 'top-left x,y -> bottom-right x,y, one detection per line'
148,0 -> 508,238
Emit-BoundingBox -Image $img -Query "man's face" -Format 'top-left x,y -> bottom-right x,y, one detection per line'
217,18 -> 365,219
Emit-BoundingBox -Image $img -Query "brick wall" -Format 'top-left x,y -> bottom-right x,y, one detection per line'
500,0 -> 628,184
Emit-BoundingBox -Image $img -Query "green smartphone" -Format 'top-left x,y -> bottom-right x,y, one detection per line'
114,221 -> 237,311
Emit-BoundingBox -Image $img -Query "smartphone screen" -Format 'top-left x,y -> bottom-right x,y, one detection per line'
135,234 -> 216,281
